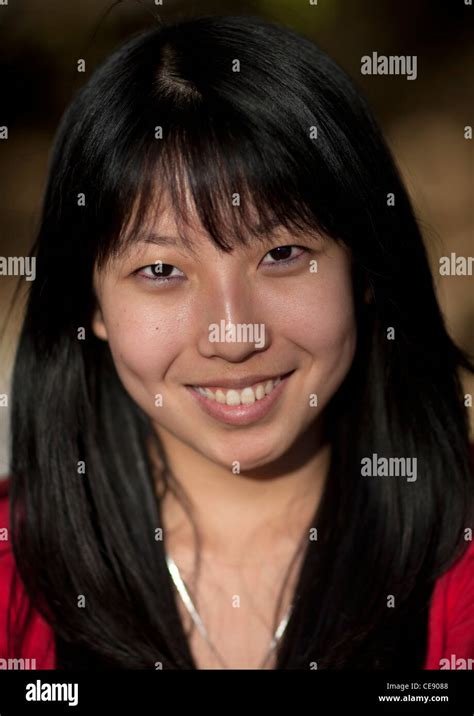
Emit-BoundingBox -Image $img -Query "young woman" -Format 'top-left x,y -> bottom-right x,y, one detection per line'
1,14 -> 473,670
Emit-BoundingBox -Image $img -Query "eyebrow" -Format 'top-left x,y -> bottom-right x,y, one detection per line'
138,232 -> 200,257
136,230 -> 267,258
139,219 -> 284,248
142,234 -> 188,248
131,222 -> 320,259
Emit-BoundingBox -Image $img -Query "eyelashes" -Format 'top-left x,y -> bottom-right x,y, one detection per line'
137,262 -> 185,283
260,245 -> 307,266
135,245 -> 311,286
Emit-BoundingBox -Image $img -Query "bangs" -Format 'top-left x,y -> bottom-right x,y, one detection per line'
87,25 -> 348,271
63,20 -> 374,275
94,107 -> 333,271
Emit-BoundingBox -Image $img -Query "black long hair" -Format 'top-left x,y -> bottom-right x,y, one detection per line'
8,14 -> 474,669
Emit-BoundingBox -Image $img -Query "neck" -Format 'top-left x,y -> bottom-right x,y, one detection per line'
153,419 -> 330,568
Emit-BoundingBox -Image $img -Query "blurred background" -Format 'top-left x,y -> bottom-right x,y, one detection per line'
0,0 -> 473,476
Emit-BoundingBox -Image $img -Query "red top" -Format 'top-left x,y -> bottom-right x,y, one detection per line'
0,477 -> 473,670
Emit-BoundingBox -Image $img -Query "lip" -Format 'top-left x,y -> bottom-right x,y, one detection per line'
185,370 -> 294,426
187,372 -> 291,392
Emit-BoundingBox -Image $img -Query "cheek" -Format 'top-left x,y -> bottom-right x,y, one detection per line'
98,294 -> 185,381
279,262 -> 357,410
265,257 -> 357,360
301,280 -> 356,358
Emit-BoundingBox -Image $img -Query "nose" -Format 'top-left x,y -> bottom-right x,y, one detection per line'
196,274 -> 269,362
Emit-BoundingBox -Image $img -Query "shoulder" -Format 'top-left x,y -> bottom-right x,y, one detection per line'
0,478 -> 56,669
0,478 -> 13,565
424,445 -> 474,670
424,538 -> 474,669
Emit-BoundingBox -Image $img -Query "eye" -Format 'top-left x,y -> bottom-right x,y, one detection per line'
261,245 -> 308,267
136,262 -> 185,284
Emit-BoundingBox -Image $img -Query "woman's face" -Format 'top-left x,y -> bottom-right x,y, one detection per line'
92,199 -> 357,471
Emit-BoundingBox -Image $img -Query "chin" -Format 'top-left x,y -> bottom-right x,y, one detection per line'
208,442 -> 286,473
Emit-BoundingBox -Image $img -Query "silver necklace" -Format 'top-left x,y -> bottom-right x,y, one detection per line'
165,553 -> 293,669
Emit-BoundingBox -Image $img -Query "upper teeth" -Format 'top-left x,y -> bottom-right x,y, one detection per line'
193,377 -> 282,405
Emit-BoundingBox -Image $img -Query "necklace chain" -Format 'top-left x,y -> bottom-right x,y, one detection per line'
165,553 -> 293,669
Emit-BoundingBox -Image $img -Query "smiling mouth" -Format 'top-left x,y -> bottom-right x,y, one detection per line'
188,371 -> 294,406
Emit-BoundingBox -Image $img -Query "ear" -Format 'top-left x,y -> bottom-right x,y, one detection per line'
92,305 -> 108,341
